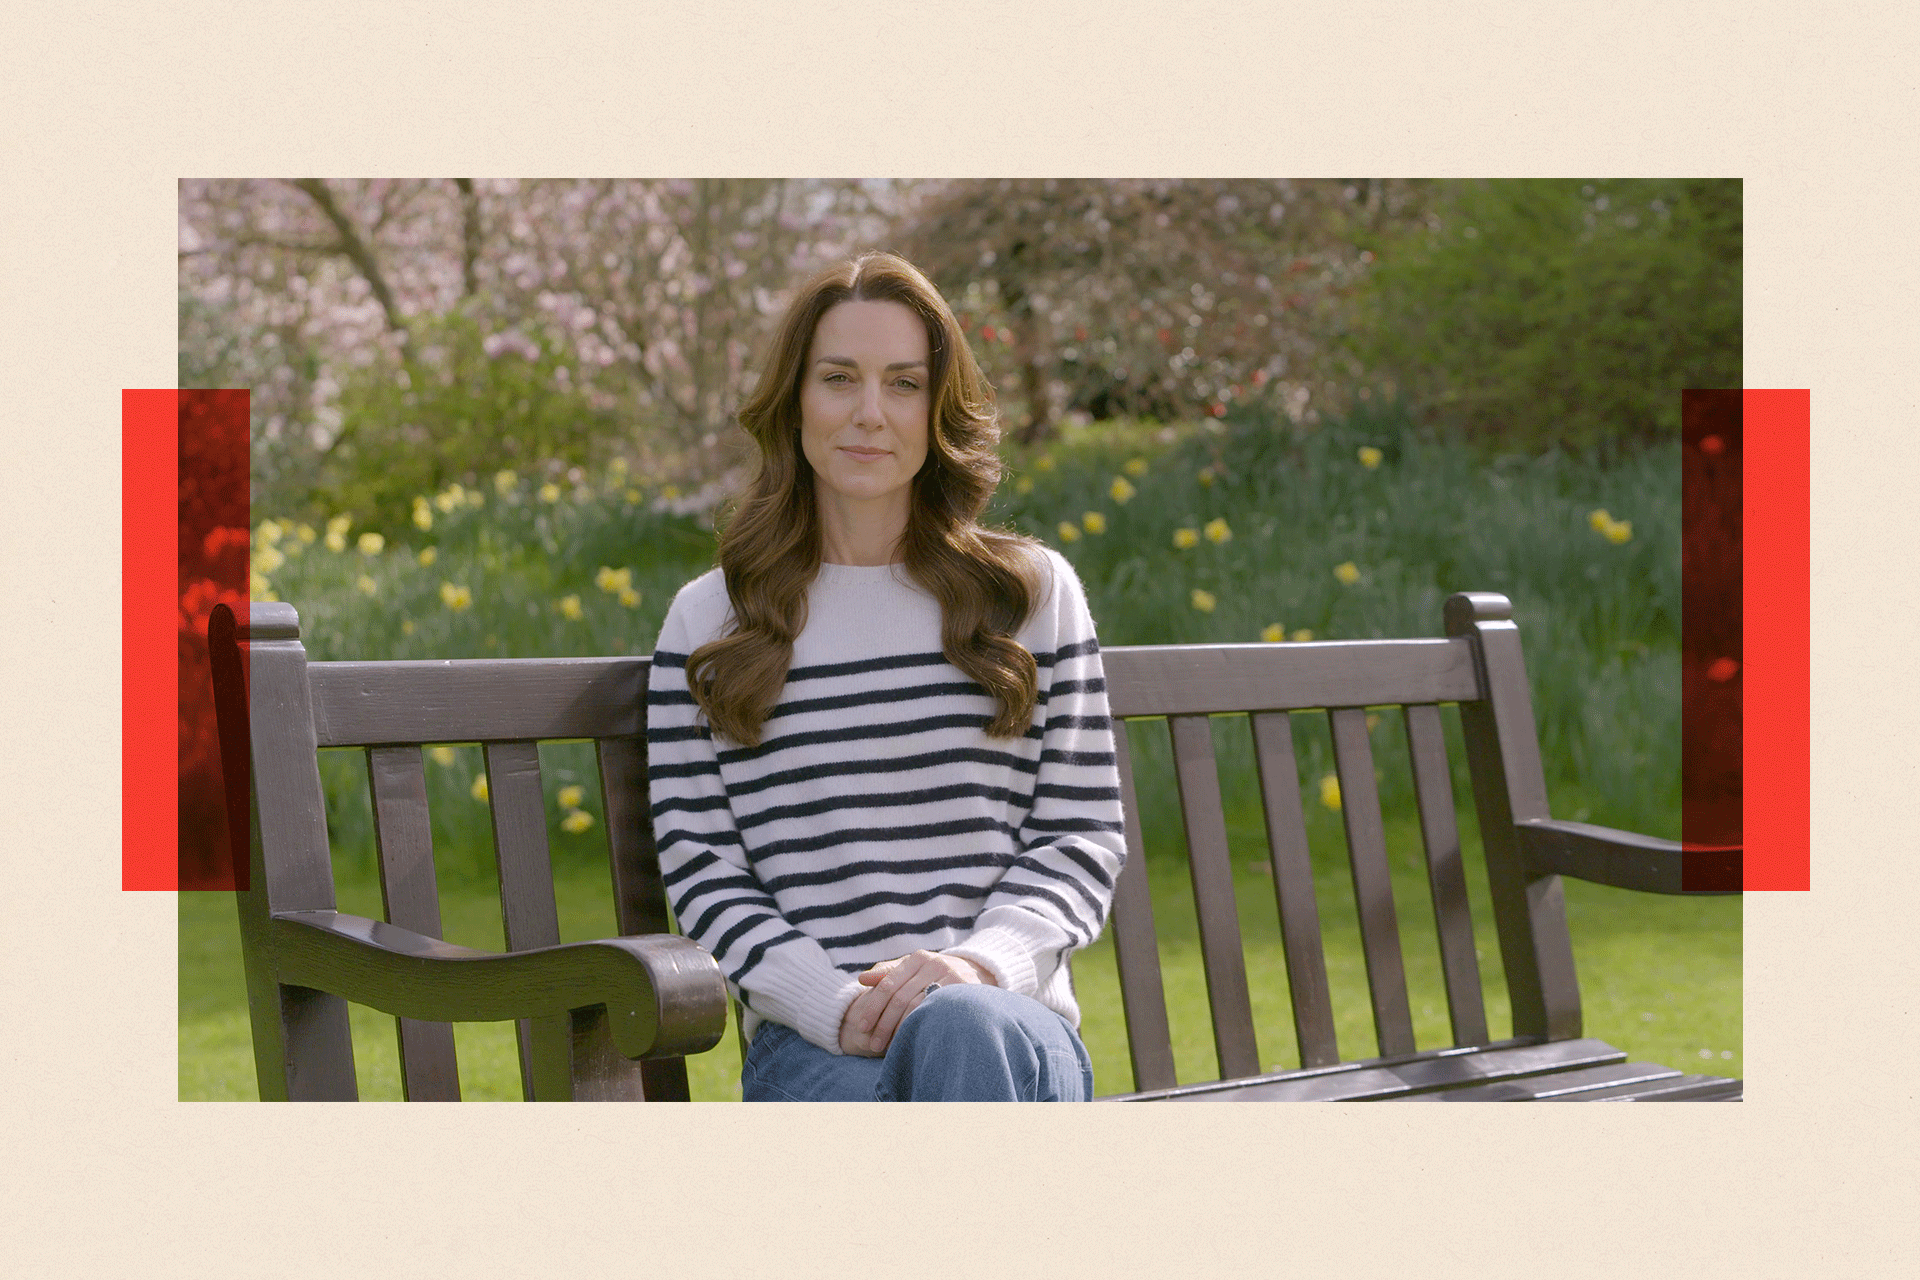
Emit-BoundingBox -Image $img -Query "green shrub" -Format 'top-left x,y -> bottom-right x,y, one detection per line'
1346,179 -> 1740,453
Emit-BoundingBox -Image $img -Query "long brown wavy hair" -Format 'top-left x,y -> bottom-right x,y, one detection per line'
685,251 -> 1047,748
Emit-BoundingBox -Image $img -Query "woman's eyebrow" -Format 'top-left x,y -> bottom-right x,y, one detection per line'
814,356 -> 929,372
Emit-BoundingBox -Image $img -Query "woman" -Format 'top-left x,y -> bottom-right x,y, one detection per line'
647,251 -> 1125,1101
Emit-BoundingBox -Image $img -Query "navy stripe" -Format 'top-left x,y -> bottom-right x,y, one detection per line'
1041,748 -> 1116,768
760,850 -> 1016,895
729,926 -> 808,984
737,781 -> 1031,832
1033,782 -> 1122,802
657,826 -> 746,855
814,914 -> 981,951
990,879 -> 1094,940
722,745 -> 1040,799
1023,815 -> 1126,835
1010,856 -> 1108,919
686,890 -> 782,941
716,712 -> 1041,766
1044,713 -> 1112,732
712,908 -> 784,963
746,815 -> 1017,863
784,880 -> 995,926
651,792 -> 732,820
765,678 -> 993,721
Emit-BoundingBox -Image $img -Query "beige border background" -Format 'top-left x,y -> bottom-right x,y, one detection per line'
3,2 -> 1915,1274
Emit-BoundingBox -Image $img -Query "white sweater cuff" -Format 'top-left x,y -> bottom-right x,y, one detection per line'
749,969 -> 867,1054
944,926 -> 1040,997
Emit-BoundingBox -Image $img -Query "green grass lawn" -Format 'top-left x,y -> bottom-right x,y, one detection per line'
179,808 -> 1739,1101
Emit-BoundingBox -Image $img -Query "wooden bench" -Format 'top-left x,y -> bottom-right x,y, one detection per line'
208,590 -> 1741,1102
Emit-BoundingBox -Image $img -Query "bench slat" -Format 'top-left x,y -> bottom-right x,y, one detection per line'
366,745 -> 461,1101
1108,722 -> 1178,1091
1329,708 -> 1416,1057
1110,1037 -> 1627,1102
1102,639 -> 1481,718
1399,1059 -> 1684,1100
1247,712 -> 1339,1068
483,741 -> 565,1099
1168,715 -> 1261,1080
596,734 -> 691,1102
308,657 -> 647,747
1402,704 -> 1489,1047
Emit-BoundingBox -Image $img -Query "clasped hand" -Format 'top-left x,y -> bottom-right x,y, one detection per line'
837,950 -> 995,1057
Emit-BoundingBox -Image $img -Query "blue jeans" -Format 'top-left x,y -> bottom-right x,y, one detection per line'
741,984 -> 1095,1101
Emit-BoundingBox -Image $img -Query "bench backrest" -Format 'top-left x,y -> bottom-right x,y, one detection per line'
1097,591 -> 1576,1094
213,590 -> 1578,1101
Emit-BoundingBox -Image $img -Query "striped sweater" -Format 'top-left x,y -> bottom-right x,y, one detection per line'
646,547 -> 1127,1054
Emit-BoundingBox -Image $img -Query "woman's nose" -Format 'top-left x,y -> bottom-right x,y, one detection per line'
853,380 -> 885,427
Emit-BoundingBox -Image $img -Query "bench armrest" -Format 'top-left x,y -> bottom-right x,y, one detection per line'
1516,819 -> 1741,895
266,910 -> 730,1059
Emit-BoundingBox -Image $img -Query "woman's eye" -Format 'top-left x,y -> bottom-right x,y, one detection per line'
895,379 -> 921,391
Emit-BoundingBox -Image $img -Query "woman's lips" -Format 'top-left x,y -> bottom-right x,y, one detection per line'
839,447 -> 888,460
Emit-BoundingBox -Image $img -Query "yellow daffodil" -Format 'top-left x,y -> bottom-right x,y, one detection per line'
595,566 -> 633,594
662,484 -> 680,500
251,545 -> 286,574
1261,623 -> 1285,643
429,746 -> 455,767
255,519 -> 284,545
495,469 -> 518,496
412,499 -> 433,531
1124,457 -> 1149,477
609,457 -> 629,478
561,809 -> 595,835
357,532 -> 385,555
557,784 -> 585,810
464,487 -> 484,508
1035,455 -> 1056,473
471,774 -> 489,802
439,582 -> 472,612
1082,512 -> 1107,535
401,619 -> 415,636
355,575 -> 377,596
557,594 -> 583,620
1319,774 -> 1341,811
418,546 -> 437,567
1173,528 -> 1199,549
624,487 -> 641,504
327,514 -> 353,537
1204,517 -> 1232,544
1588,508 -> 1613,532
1057,521 -> 1082,543
1604,519 -> 1633,544
324,531 -> 346,552
294,523 -> 316,545
1334,561 -> 1360,585
1109,476 -> 1136,504
434,485 -> 464,514
617,586 -> 641,608
538,481 -> 561,504
1358,446 -> 1383,470
249,569 -> 273,598
1197,467 -> 1215,488
1191,589 -> 1216,613
1291,628 -> 1313,642
1013,475 -> 1034,495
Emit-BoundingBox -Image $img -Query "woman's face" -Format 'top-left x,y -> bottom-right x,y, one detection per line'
798,299 -> 932,513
